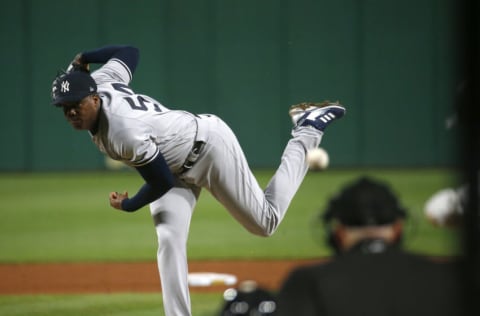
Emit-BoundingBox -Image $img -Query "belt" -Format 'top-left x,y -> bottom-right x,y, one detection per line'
178,114 -> 211,174
179,140 -> 205,174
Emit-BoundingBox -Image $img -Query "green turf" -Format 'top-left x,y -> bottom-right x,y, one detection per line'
0,168 -> 463,315
0,168 -> 461,263
0,293 -> 222,316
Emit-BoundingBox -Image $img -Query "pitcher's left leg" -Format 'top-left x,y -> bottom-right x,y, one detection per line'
262,102 -> 346,233
149,186 -> 199,316
207,102 -> 345,236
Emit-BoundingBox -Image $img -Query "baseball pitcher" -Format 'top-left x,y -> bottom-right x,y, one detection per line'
51,45 -> 346,316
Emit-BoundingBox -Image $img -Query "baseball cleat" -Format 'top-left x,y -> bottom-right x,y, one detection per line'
289,101 -> 340,125
291,101 -> 346,132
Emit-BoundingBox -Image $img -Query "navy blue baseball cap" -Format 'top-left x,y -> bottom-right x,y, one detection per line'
51,71 -> 97,106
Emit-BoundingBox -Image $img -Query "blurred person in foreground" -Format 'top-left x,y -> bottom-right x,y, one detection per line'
276,176 -> 464,316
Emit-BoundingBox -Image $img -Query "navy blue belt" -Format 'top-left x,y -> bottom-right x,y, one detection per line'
179,141 -> 205,174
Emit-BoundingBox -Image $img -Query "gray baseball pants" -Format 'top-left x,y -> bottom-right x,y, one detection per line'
149,114 -> 322,315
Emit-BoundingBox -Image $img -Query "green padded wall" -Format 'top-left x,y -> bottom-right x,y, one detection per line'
0,0 -> 457,171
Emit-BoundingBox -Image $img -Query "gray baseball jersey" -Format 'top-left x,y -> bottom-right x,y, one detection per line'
90,59 -> 196,171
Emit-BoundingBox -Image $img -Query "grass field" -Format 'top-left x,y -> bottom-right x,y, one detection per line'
0,293 -> 222,316
0,168 -> 463,315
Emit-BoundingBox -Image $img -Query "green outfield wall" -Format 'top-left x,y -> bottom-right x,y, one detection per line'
0,0 -> 458,171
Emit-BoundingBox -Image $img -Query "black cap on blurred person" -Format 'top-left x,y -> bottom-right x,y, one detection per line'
323,176 -> 407,227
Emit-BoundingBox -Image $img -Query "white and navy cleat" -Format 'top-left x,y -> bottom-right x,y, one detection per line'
290,101 -> 346,132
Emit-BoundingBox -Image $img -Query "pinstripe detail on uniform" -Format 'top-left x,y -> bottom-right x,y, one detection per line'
110,58 -> 133,81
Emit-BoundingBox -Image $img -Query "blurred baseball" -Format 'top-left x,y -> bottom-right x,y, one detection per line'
307,147 -> 329,171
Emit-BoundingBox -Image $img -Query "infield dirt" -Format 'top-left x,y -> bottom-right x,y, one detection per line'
0,259 -> 321,294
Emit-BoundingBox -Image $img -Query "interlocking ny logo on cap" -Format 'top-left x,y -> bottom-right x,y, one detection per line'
61,80 -> 70,93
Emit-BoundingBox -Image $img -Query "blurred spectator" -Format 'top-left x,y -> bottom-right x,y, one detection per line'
219,280 -> 277,315
424,185 -> 467,227
276,176 -> 464,316
423,80 -> 468,228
